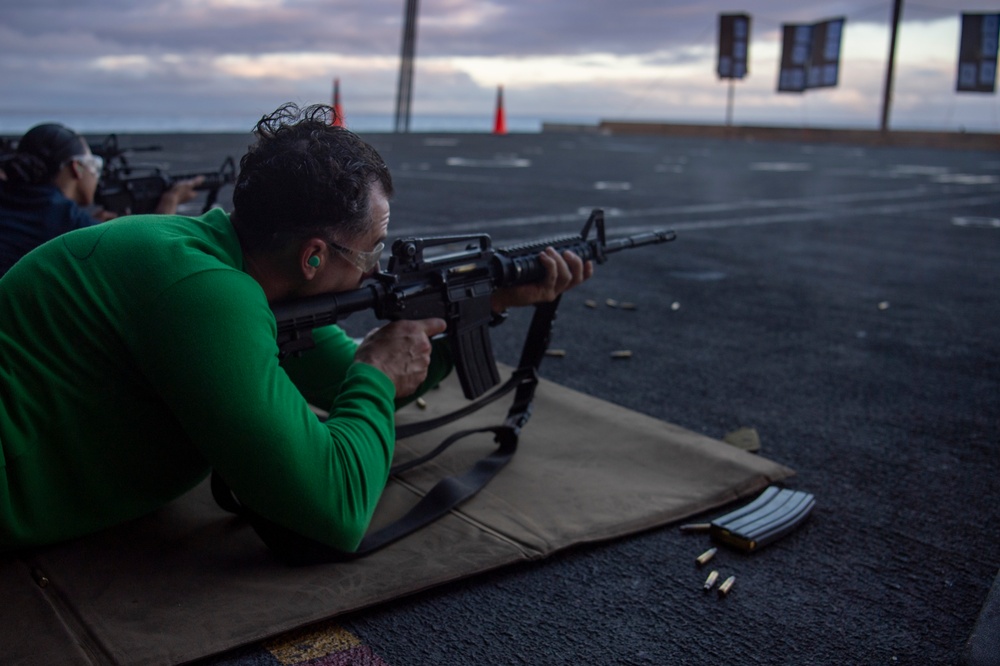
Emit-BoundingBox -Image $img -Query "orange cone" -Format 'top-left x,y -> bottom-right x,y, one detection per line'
331,78 -> 345,127
492,85 -> 507,135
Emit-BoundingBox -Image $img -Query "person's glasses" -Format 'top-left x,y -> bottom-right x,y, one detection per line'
328,239 -> 384,273
71,154 -> 104,177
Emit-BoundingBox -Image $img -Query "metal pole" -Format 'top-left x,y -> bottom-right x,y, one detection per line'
726,79 -> 735,127
880,0 -> 903,132
394,0 -> 419,133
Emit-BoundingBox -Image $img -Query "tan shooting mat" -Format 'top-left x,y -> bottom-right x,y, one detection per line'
3,370 -> 793,665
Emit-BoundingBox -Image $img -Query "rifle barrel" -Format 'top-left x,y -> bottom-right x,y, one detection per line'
604,229 -> 676,254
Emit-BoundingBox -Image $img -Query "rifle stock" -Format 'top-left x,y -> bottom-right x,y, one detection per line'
273,209 -> 676,399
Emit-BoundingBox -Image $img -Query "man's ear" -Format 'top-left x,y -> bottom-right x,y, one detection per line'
66,160 -> 84,181
299,237 -> 328,279
55,160 -> 87,203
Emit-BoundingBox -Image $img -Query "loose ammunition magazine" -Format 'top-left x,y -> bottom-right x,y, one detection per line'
710,486 -> 815,552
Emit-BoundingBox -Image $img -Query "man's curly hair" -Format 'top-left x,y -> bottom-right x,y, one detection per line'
232,103 -> 393,253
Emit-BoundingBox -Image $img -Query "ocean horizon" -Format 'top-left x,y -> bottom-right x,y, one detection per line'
2,111 -> 996,137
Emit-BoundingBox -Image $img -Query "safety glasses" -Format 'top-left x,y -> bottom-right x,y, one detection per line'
71,154 -> 104,177
328,239 -> 384,273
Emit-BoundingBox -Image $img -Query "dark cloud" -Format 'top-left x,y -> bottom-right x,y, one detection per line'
1,1 -> 403,57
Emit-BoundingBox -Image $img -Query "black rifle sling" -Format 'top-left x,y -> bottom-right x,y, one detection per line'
211,298 -> 560,564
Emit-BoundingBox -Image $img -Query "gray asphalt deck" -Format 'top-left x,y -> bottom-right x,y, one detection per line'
96,129 -> 999,665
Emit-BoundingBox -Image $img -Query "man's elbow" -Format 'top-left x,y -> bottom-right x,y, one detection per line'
330,514 -> 370,553
312,497 -> 378,553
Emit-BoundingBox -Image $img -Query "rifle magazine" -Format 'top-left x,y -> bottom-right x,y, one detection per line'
709,487 -> 815,552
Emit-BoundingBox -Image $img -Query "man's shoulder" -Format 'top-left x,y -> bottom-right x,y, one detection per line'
0,182 -> 75,218
99,209 -> 239,262
43,209 -> 247,303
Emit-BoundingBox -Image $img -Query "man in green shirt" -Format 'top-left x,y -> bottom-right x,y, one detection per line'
0,103 -> 591,555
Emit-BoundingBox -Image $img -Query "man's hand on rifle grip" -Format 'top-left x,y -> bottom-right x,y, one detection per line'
354,318 -> 448,398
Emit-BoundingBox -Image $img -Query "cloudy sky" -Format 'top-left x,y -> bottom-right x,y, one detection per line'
1,0 -> 997,134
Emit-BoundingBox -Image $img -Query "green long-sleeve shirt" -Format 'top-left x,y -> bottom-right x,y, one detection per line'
0,209 -> 449,553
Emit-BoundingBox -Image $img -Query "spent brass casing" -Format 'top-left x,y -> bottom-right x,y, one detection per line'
679,523 -> 711,533
703,570 -> 719,591
695,547 -> 717,566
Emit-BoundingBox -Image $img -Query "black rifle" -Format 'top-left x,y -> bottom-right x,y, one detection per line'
272,208 -> 676,400
91,134 -> 236,215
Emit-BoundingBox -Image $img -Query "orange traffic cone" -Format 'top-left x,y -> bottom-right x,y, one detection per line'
331,78 -> 345,127
493,85 -> 507,135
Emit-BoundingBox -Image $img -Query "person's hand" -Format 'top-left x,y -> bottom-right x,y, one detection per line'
154,175 -> 205,214
491,247 -> 594,312
354,318 -> 448,397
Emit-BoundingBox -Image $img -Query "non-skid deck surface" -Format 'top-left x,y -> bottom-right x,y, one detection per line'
3,370 -> 793,665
